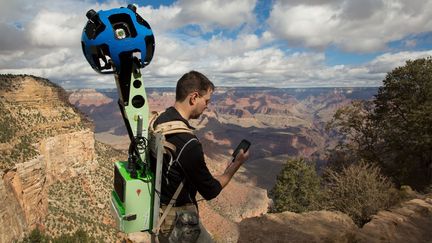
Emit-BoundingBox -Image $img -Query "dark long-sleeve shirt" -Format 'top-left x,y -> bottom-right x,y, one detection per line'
153,107 -> 222,205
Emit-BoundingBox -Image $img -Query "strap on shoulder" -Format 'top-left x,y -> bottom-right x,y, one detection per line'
149,111 -> 198,237
148,111 -> 194,155
154,121 -> 194,135
154,137 -> 198,236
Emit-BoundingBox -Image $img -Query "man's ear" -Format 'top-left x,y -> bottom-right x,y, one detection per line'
189,92 -> 198,105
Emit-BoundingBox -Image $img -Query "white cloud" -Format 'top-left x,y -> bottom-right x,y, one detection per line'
0,0 -> 431,89
207,34 -> 262,57
177,0 -> 257,30
138,5 -> 183,33
268,4 -> 340,49
367,50 -> 432,74
0,51 -> 25,68
138,0 -> 257,33
38,48 -> 74,68
29,11 -> 84,47
268,0 -> 432,52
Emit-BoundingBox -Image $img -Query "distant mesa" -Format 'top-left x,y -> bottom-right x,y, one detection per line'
69,89 -> 113,107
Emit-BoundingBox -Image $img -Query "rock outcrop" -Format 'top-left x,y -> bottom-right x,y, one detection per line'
3,156 -> 48,230
0,75 -> 96,242
356,196 -> 432,243
232,196 -> 432,243
238,210 -> 357,243
39,130 -> 95,183
0,170 -> 27,243
68,88 -> 113,107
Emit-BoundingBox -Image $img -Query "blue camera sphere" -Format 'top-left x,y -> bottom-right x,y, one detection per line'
81,5 -> 155,74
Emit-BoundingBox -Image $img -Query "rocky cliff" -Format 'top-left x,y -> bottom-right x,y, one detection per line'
236,195 -> 432,243
0,75 -> 96,242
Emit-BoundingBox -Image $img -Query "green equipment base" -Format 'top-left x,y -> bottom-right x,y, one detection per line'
110,161 -> 154,233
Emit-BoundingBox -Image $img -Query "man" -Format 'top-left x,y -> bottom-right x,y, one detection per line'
152,71 -> 249,242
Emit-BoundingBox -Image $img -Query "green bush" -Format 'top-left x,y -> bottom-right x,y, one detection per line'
322,161 -> 398,226
21,228 -> 49,243
270,158 -> 321,213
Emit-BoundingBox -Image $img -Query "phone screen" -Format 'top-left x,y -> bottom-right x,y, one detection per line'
232,139 -> 251,158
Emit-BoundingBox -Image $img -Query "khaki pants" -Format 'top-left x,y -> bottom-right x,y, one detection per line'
157,204 -> 213,243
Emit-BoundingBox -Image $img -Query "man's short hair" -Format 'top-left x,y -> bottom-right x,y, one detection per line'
176,71 -> 215,101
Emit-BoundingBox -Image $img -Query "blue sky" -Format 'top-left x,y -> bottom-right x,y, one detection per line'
0,0 -> 431,88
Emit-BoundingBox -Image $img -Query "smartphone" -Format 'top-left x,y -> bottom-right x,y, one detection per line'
232,139 -> 251,159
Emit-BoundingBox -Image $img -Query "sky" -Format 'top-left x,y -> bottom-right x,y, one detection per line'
0,0 -> 431,89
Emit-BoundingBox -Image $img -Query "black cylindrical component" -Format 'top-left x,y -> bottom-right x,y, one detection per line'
128,154 -> 138,179
86,9 -> 97,20
127,4 -> 137,12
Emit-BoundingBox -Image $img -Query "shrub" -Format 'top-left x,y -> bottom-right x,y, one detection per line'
322,161 -> 398,226
21,228 -> 49,243
270,158 -> 321,213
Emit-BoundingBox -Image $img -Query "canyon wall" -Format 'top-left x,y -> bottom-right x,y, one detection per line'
0,75 -> 96,242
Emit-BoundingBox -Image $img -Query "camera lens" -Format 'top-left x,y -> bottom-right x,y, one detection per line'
115,28 -> 126,39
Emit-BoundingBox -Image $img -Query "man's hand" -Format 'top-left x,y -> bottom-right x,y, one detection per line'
233,149 -> 249,165
217,149 -> 250,188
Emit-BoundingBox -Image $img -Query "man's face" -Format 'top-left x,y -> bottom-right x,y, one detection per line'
190,89 -> 212,119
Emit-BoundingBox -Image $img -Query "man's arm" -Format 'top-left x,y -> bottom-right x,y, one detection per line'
215,149 -> 249,188
179,141 -> 249,200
